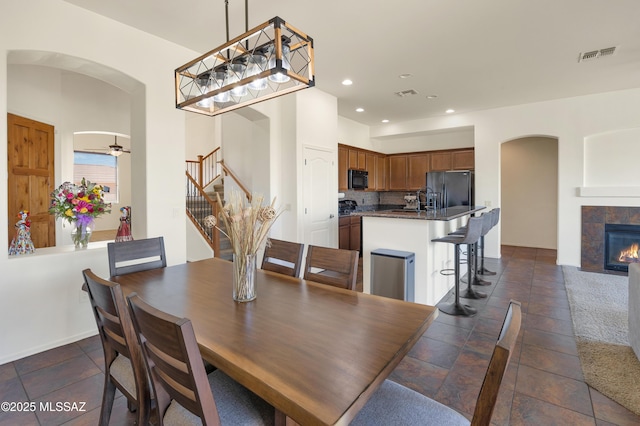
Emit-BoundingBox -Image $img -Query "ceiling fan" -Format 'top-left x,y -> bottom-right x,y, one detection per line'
85,135 -> 131,156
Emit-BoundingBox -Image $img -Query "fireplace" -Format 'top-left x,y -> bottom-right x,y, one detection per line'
604,224 -> 640,272
581,206 -> 640,274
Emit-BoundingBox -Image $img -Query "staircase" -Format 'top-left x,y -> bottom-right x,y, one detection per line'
185,181 -> 233,261
185,148 -> 251,261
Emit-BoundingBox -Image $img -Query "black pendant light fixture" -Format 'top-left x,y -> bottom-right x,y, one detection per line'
175,0 -> 315,116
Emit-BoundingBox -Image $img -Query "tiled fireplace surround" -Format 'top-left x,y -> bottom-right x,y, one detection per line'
581,206 -> 640,273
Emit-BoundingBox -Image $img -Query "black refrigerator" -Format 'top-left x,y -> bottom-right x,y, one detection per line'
425,170 -> 474,208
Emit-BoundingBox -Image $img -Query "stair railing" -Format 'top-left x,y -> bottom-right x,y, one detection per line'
219,159 -> 252,202
186,147 -> 222,256
186,147 -> 221,190
185,172 -> 221,255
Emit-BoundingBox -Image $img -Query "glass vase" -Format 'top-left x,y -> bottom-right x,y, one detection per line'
232,253 -> 257,302
71,222 -> 92,249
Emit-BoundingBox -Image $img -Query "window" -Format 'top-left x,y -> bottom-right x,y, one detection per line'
73,151 -> 118,203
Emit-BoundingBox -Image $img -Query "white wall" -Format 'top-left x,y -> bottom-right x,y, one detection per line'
584,128 -> 640,187
371,88 -> 640,266
0,0 -> 198,363
501,137 -> 558,249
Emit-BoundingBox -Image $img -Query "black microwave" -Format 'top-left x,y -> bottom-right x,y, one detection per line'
348,169 -> 368,189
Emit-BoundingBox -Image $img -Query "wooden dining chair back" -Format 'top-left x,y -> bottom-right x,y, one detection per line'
469,299 -> 521,424
82,269 -> 150,426
261,238 -> 304,277
127,293 -> 275,425
108,236 -> 166,277
303,245 -> 359,290
351,300 -> 522,426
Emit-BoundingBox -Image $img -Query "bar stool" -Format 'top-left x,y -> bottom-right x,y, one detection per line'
469,212 -> 493,286
432,216 -> 483,316
460,213 -> 490,299
477,208 -> 500,276
453,212 -> 491,287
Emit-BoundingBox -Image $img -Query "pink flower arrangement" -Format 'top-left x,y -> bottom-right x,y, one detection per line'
49,178 -> 112,226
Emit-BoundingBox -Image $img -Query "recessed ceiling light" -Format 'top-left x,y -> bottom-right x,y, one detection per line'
342,79 -> 353,86
446,109 -> 455,114
355,107 -> 364,112
426,95 -> 438,99
399,73 -> 412,79
381,119 -> 389,123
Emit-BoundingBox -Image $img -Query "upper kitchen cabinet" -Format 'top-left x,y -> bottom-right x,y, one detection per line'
388,155 -> 408,190
430,151 -> 452,171
348,148 -> 366,170
452,149 -> 475,170
365,153 -> 377,191
375,155 -> 387,191
338,146 -> 348,191
407,153 -> 430,190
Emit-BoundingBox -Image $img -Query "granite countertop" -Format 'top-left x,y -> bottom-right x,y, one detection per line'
353,205 -> 486,221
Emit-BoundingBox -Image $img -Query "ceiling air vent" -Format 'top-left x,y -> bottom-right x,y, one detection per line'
578,46 -> 617,62
395,89 -> 419,97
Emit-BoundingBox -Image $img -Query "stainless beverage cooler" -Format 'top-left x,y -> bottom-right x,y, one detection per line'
370,249 -> 415,302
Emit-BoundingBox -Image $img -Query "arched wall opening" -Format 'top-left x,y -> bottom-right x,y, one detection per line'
7,50 -> 145,245
500,135 -> 558,250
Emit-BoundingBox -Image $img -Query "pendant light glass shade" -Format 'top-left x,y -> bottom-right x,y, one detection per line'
268,44 -> 291,83
247,54 -> 268,90
175,16 -> 314,116
229,61 -> 248,97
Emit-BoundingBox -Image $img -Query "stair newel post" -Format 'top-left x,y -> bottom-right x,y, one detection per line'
197,155 -> 204,188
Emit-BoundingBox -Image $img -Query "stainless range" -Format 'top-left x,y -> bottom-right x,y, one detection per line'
338,199 -> 358,216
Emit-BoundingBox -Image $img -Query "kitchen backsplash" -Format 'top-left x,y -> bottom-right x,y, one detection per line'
341,190 -> 412,210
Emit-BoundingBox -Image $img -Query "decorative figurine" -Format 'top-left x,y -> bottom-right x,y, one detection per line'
115,206 -> 133,242
9,210 -> 35,255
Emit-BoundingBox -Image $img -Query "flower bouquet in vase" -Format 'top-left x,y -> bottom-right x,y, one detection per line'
49,178 -> 111,248
204,190 -> 279,302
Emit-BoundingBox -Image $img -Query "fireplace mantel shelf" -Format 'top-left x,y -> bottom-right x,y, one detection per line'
578,187 -> 640,198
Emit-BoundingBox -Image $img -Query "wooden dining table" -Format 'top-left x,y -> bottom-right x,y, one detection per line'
111,257 -> 437,426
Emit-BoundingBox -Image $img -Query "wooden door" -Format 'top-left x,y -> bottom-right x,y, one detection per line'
452,149 -> 475,170
375,155 -> 387,190
365,153 -> 376,190
407,154 -> 429,190
430,151 -> 452,171
388,155 -> 407,190
7,114 -> 55,248
338,146 -> 348,191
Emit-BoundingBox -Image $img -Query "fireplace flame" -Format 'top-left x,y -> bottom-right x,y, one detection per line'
618,243 -> 640,263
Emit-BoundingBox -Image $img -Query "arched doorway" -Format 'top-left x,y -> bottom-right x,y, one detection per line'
501,136 -> 558,250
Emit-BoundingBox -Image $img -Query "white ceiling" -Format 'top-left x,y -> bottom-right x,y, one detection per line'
62,0 -> 640,127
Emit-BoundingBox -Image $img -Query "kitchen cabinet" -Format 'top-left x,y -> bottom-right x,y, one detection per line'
388,155 -> 408,190
338,144 -> 473,192
348,149 -> 366,170
338,146 -> 348,191
407,153 -> 430,190
349,216 -> 361,252
452,150 -> 474,170
430,151 -> 452,171
339,216 -> 350,250
339,215 -> 361,252
365,153 -> 377,191
375,155 -> 387,190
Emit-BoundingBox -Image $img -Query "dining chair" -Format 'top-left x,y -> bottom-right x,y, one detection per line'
108,236 -> 167,277
82,269 -> 151,426
261,238 -> 304,277
126,292 -> 275,425
350,300 -> 522,426
303,245 -> 359,290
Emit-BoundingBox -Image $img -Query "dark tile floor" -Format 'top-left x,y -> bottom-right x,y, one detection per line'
1,246 -> 639,425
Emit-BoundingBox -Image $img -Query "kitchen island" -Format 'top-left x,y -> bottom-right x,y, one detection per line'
354,206 -> 485,306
